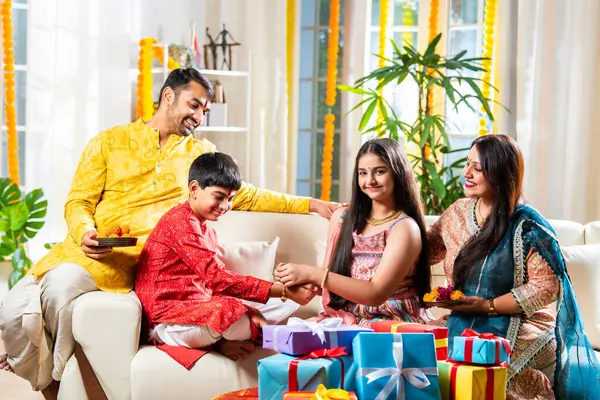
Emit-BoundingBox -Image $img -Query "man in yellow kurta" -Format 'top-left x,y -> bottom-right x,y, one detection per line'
0,68 -> 339,394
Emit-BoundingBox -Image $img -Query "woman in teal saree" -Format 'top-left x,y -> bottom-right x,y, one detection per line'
428,135 -> 600,399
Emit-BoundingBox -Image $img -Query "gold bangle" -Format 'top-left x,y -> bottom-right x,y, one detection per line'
280,283 -> 287,303
320,268 -> 330,289
488,298 -> 497,315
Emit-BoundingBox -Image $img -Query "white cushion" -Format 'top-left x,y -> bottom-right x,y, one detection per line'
212,211 -> 329,266
584,222 -> 600,245
548,219 -> 585,246
131,345 -> 276,400
219,237 -> 280,281
561,245 -> 600,349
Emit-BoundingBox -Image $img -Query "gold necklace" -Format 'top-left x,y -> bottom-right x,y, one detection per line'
367,209 -> 403,226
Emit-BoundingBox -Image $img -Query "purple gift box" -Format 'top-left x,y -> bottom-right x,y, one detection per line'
262,317 -> 372,356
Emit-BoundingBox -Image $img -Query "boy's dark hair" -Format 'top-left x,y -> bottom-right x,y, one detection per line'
188,153 -> 242,191
158,68 -> 216,107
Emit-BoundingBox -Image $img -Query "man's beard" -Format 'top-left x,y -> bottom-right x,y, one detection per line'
177,116 -> 199,136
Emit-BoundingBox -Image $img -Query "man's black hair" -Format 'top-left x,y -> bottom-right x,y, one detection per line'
158,68 -> 216,107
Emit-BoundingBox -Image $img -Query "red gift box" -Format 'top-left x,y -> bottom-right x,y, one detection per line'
371,320 -> 449,360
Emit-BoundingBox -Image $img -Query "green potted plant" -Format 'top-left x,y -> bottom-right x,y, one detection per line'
0,178 -> 47,289
340,33 -> 499,215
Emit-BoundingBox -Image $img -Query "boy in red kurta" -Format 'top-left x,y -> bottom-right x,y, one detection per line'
135,153 -> 313,362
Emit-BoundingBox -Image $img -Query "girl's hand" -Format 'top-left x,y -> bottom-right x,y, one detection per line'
439,295 -> 490,314
274,263 -> 320,286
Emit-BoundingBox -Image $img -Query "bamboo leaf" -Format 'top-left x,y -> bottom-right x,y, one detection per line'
359,100 -> 378,131
424,33 -> 442,57
337,84 -> 371,96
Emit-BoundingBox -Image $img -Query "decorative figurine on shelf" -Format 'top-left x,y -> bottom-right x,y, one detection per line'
204,27 -> 218,70
215,24 -> 240,70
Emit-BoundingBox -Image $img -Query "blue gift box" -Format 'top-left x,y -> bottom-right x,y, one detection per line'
258,352 -> 356,400
450,334 -> 511,365
353,332 -> 441,400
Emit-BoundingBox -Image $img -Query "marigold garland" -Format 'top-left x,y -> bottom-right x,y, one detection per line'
426,0 -> 440,112
286,0 -> 295,116
2,0 -> 19,185
376,0 -> 390,128
478,0 -> 497,136
424,0 -> 440,159
136,38 -> 181,121
320,0 -> 340,201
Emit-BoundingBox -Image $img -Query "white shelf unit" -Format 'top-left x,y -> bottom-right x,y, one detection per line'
130,42 -> 252,180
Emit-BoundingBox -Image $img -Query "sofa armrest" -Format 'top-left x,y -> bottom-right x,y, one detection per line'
70,291 -> 142,400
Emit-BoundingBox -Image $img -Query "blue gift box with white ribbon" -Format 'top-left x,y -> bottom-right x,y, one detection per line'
353,332 -> 441,400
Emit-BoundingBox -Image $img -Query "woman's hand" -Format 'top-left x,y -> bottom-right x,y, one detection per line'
440,295 -> 490,314
274,263 -> 321,287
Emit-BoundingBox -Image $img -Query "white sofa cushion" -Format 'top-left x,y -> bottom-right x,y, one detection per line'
219,237 -> 280,281
130,346 -> 276,400
212,211 -> 329,266
584,222 -> 600,245
561,245 -> 600,349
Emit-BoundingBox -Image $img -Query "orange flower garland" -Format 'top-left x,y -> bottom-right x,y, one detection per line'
376,0 -> 390,128
320,0 -> 340,201
2,0 -> 19,185
426,0 -> 440,112
136,38 -> 181,120
478,0 -> 497,136
286,0 -> 296,115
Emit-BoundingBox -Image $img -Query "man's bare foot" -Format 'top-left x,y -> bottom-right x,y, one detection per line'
215,339 -> 255,362
0,353 -> 14,373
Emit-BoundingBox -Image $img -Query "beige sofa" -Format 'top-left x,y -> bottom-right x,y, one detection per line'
56,212 -> 600,400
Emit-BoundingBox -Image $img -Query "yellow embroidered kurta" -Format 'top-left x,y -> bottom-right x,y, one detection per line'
30,119 -> 310,293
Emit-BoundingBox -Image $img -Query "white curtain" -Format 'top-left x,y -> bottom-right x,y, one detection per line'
514,0 -> 600,223
26,0 -> 136,261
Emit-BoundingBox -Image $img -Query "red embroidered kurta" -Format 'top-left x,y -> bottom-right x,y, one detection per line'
135,202 -> 273,334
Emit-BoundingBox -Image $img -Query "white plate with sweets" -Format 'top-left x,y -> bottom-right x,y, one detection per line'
95,224 -> 138,248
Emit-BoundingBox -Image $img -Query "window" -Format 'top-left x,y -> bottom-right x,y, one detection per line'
369,0 -> 487,158
1,0 -> 28,185
296,0 -> 345,201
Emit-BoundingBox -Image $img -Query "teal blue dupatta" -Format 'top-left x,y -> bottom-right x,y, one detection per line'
447,204 -> 600,399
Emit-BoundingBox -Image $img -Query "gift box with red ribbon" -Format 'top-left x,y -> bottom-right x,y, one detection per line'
450,329 -> 512,365
257,347 -> 356,400
283,384 -> 357,399
211,387 -> 258,400
371,320 -> 449,360
438,360 -> 507,400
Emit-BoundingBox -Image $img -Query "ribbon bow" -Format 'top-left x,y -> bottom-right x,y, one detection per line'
315,384 -> 351,400
287,317 -> 343,344
461,329 -> 512,356
357,336 -> 437,400
288,347 -> 348,392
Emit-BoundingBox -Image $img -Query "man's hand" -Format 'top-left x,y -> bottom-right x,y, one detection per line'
286,284 -> 317,306
81,229 -> 112,260
309,198 -> 346,219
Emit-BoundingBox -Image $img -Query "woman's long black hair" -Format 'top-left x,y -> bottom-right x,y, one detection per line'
452,134 -> 524,290
327,138 -> 431,309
